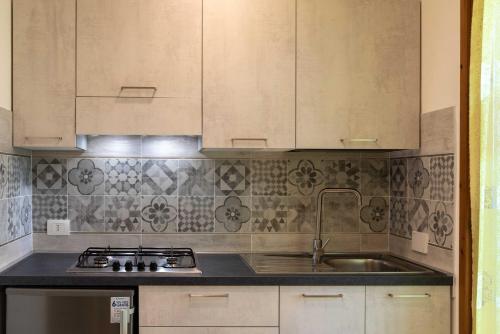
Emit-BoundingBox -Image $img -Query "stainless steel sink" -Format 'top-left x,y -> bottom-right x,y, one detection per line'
241,253 -> 435,274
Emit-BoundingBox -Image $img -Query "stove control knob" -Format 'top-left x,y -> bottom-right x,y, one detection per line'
149,261 -> 158,271
137,261 -> 146,271
124,260 -> 133,272
112,261 -> 121,272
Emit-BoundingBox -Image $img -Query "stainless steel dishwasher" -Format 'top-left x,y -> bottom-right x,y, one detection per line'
6,288 -> 135,334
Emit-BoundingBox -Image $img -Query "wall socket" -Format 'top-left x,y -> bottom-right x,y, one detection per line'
47,220 -> 71,235
411,231 -> 429,254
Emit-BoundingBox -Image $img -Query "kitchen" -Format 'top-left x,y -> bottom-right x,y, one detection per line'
0,0 -> 468,333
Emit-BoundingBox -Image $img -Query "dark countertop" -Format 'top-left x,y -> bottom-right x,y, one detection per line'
0,253 -> 453,286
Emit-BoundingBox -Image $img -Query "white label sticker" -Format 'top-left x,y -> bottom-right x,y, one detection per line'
110,297 -> 130,324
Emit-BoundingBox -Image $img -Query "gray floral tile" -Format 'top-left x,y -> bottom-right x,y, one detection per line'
178,197 -> 214,232
390,197 -> 409,237
141,196 -> 178,233
9,155 -> 22,197
252,160 -> 287,196
287,160 -> 324,196
32,195 -> 67,232
32,158 -> 67,195
407,157 -> 430,199
215,196 -> 251,232
390,158 -> 407,197
251,196 -> 287,232
68,196 -> 105,232
430,155 -> 454,201
142,160 -> 178,196
178,160 -> 214,196
20,156 -> 31,197
20,196 -> 32,236
321,193 -> 359,233
360,197 -> 389,233
287,196 -> 316,233
0,155 -> 8,199
0,199 -> 8,245
321,159 -> 360,189
68,159 -> 105,195
105,159 -> 141,195
7,197 -> 22,240
105,196 -> 141,232
429,200 -> 454,249
408,199 -> 429,234
215,160 -> 251,196
360,159 -> 389,196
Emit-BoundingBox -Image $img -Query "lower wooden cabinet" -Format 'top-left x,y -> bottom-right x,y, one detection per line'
140,328 -> 278,334
280,286 -> 365,334
366,286 -> 451,334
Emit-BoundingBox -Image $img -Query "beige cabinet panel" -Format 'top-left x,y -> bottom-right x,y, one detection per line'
139,286 -> 279,327
13,0 -> 78,149
296,0 -> 420,149
76,97 -> 201,135
280,286 -> 365,334
202,0 -> 295,150
77,0 -> 201,98
140,328 -> 278,334
366,286 -> 451,334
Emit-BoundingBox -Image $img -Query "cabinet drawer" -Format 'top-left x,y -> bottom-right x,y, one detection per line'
280,286 -> 365,334
140,328 -> 278,334
76,97 -> 201,135
366,286 -> 451,334
139,286 -> 279,327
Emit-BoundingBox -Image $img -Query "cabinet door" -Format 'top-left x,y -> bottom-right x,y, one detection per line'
140,328 -> 278,334
202,0 -> 295,150
76,0 -> 201,135
280,286 -> 365,334
366,286 -> 451,334
13,0 -> 77,149
296,0 -> 420,149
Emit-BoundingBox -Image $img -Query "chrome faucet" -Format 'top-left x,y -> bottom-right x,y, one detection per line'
312,188 -> 362,265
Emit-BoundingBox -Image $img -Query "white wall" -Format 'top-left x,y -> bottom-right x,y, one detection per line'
0,0 -> 11,110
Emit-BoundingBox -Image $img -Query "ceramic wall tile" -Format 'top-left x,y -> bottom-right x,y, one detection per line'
360,159 -> 389,196
20,156 -> 31,196
68,196 -> 105,232
390,197 -> 409,238
360,196 -> 389,233
0,199 -> 8,245
428,200 -> 454,249
287,160 -> 324,196
214,196 -> 251,232
408,198 -> 430,234
32,158 -> 67,195
215,160 -> 251,196
321,193 -> 359,233
7,197 -> 22,240
251,160 -> 287,196
105,196 -> 141,233
178,160 -> 214,196
32,195 -> 67,232
178,196 -> 214,232
142,159 -> 178,196
430,155 -> 454,201
251,196 -> 287,232
9,155 -> 22,197
390,158 -> 407,197
20,196 -> 32,236
407,157 -> 431,199
68,159 -> 105,195
141,196 -> 178,233
0,155 -> 8,199
105,159 -> 141,195
321,159 -> 361,189
287,196 -> 316,233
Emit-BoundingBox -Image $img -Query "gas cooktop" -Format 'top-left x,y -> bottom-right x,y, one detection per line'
67,246 -> 202,275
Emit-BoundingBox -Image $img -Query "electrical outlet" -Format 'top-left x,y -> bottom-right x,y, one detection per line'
47,220 -> 71,235
411,231 -> 429,254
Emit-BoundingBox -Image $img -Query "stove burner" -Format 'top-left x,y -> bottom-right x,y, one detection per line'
93,256 -> 109,267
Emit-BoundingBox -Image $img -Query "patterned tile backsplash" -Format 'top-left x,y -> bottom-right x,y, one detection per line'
0,153 -> 32,247
31,155 -> 392,238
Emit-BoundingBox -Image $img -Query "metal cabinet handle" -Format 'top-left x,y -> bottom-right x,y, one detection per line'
120,308 -> 134,334
302,293 -> 344,298
340,138 -> 378,143
25,136 -> 63,141
119,86 -> 157,97
387,293 -> 431,298
189,293 -> 230,298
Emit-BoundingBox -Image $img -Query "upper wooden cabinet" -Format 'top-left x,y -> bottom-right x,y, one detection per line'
13,0 -> 82,149
202,0 -> 296,150
296,0 -> 421,149
76,0 -> 202,135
